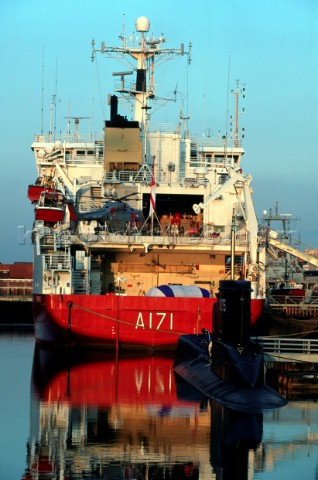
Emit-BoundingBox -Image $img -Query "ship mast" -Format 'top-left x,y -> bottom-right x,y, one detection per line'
91,16 -> 191,130
231,80 -> 245,147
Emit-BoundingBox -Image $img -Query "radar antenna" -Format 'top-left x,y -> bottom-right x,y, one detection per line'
64,115 -> 90,138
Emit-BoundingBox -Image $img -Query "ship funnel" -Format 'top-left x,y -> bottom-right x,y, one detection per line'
110,95 -> 118,121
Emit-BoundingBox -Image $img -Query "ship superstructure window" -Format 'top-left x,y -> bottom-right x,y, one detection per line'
76,150 -> 95,156
214,155 -> 225,164
214,155 -> 233,167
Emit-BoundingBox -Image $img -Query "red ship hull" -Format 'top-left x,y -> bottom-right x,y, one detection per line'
33,294 -> 264,350
271,288 -> 305,297
271,287 -> 306,304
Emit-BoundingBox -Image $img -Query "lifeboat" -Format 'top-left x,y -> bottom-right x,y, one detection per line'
27,177 -> 61,203
34,191 -> 66,224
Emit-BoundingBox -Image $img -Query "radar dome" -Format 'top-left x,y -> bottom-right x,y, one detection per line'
135,16 -> 150,32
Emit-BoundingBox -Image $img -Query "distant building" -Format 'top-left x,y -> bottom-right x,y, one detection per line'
0,262 -> 33,297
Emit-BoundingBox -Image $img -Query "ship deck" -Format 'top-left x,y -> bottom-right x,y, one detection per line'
72,230 -> 249,252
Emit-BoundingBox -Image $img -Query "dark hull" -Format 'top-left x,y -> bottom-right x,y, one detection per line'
174,334 -> 287,413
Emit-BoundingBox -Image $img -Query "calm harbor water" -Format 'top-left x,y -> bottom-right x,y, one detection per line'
1,326 -> 318,479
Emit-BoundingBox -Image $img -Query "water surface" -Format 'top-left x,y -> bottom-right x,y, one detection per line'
1,329 -> 318,479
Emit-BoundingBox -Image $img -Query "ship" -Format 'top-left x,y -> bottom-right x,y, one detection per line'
260,205 -> 318,305
28,15 -> 266,350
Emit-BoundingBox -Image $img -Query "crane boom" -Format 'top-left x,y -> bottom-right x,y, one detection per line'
267,236 -> 318,268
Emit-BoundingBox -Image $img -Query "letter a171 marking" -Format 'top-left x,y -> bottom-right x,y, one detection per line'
135,312 -> 173,330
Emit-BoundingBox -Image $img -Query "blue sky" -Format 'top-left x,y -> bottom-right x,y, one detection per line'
1,0 -> 317,263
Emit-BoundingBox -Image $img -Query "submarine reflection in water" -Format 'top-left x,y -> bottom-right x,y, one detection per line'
23,346 -> 264,479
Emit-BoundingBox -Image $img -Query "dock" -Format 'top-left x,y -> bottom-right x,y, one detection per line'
0,295 -> 32,302
268,296 -> 318,318
253,336 -> 318,363
253,336 -> 318,398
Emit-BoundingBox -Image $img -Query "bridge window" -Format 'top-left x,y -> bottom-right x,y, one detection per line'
214,155 -> 225,164
205,154 -> 212,165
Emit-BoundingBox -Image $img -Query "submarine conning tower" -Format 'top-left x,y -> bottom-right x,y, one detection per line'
212,280 -> 264,388
213,280 -> 252,347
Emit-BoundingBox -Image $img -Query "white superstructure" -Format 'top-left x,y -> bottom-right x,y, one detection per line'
29,16 -> 266,300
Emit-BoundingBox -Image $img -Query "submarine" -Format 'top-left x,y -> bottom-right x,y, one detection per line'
174,279 -> 287,413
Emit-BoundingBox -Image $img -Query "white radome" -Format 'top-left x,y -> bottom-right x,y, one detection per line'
135,16 -> 150,32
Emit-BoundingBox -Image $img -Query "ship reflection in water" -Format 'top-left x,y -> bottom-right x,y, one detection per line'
23,346 -> 266,480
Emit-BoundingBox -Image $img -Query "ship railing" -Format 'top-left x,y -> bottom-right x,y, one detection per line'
33,131 -> 242,150
33,132 -> 104,143
34,227 -> 71,249
188,157 -> 233,168
76,230 -> 248,248
252,336 -> 318,362
43,222 -> 248,249
65,155 -> 104,166
190,135 -> 242,149
104,170 -> 180,184
149,122 -> 181,133
104,169 -> 222,186
104,162 -> 244,185
76,222 -> 248,241
43,253 -> 72,271
54,230 -> 72,248
40,152 -> 103,167
267,294 -> 306,304
267,299 -> 318,318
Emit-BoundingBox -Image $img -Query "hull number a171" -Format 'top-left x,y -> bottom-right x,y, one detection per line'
135,312 -> 174,330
